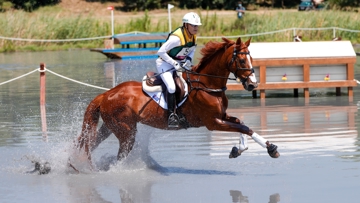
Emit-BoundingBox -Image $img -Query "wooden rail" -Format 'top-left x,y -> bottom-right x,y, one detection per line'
227,41 -> 357,101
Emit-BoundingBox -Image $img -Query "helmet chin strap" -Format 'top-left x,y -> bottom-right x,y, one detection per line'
184,24 -> 194,37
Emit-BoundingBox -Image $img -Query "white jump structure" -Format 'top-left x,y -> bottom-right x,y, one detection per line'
227,41 -> 357,101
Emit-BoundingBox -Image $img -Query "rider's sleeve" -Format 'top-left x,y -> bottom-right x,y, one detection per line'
157,35 -> 181,66
187,47 -> 195,61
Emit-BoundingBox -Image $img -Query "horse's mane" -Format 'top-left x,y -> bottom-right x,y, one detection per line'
194,38 -> 235,72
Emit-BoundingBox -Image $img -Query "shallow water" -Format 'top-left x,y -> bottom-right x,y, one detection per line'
0,50 -> 360,203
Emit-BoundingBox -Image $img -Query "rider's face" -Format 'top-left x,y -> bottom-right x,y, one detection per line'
187,24 -> 199,35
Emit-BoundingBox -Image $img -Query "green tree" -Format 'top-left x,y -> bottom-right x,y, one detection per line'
11,0 -> 60,11
328,0 -> 360,7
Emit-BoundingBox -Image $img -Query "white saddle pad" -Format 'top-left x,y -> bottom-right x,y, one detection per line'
142,75 -> 188,110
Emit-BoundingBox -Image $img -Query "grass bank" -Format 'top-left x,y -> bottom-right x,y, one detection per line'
0,6 -> 360,52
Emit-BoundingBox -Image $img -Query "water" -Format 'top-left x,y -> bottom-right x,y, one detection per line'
0,50 -> 360,203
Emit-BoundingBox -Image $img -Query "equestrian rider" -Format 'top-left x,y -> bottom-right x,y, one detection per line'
156,12 -> 201,128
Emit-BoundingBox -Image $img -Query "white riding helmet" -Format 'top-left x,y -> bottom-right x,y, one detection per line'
182,12 -> 202,26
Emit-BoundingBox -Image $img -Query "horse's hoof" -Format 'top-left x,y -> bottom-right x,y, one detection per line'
32,161 -> 51,175
267,144 -> 280,158
229,146 -> 248,159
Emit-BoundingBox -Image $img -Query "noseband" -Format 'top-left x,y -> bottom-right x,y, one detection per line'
229,45 -> 254,86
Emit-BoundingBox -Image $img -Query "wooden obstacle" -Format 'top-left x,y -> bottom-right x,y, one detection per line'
227,41 -> 358,101
90,32 -> 168,59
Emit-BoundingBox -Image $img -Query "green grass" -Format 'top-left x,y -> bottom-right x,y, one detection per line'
0,8 -> 359,52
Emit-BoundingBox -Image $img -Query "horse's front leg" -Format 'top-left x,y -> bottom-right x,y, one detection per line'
213,115 -> 280,159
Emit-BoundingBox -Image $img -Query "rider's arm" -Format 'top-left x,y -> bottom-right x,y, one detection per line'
187,47 -> 195,61
157,35 -> 181,66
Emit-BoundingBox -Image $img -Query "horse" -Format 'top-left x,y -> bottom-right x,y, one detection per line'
73,37 -> 280,170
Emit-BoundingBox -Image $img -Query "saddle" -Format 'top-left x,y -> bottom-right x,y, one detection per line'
145,71 -> 186,104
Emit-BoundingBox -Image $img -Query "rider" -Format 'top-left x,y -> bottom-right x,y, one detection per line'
156,12 -> 201,128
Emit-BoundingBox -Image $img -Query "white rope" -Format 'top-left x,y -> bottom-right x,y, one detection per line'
46,69 -> 110,91
0,35 -> 112,42
0,69 -> 39,86
354,79 -> 360,85
198,28 -> 294,39
336,27 -> 360,33
195,27 -> 360,39
0,67 -> 110,90
1,27 -> 360,42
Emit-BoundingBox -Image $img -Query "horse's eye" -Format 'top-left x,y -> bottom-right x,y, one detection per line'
240,59 -> 245,64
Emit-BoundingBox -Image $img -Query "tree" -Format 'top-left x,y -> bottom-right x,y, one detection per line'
11,0 -> 60,11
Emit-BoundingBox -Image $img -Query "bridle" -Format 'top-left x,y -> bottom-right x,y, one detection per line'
184,43 -> 256,93
228,45 -> 254,86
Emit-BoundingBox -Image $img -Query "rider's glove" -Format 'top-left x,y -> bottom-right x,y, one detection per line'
182,58 -> 192,70
173,61 -> 182,71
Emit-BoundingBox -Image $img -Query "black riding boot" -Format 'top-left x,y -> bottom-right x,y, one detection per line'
167,93 -> 179,128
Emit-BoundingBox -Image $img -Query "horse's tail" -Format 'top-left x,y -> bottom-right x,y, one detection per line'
76,93 -> 104,155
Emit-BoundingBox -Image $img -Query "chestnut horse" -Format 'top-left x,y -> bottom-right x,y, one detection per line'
74,37 -> 279,168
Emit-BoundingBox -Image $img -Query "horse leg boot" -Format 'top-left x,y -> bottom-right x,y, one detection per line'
229,133 -> 248,158
251,132 -> 280,158
167,93 -> 179,128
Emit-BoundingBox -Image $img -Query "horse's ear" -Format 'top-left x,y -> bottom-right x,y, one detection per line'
222,37 -> 231,44
244,37 -> 251,47
236,37 -> 242,45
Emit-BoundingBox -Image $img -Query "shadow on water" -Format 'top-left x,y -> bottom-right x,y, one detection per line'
96,153 -> 237,176
155,166 -> 237,176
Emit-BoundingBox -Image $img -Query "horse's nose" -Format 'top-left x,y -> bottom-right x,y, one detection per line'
245,81 -> 257,91
246,84 -> 256,91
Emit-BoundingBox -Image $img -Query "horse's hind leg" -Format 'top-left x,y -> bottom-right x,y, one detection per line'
75,95 -> 103,164
90,124 -> 113,152
112,125 -> 137,161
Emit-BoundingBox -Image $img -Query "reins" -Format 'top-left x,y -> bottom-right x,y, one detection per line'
143,41 -> 255,94
183,43 -> 254,93
184,69 -> 237,80
182,70 -> 228,93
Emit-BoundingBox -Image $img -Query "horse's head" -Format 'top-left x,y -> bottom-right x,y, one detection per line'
195,37 -> 257,91
227,37 -> 258,91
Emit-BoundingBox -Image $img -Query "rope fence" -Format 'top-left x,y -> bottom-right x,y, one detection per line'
0,35 -> 112,42
1,63 -> 360,92
0,63 -> 110,141
0,65 -> 110,91
0,27 -> 359,42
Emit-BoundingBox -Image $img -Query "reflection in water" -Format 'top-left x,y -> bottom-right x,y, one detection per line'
229,190 -> 248,203
269,193 -> 280,203
209,104 -> 359,159
61,172 -> 154,203
229,190 -> 280,203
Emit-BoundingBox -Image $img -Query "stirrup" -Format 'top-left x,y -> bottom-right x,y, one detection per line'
168,113 -> 179,128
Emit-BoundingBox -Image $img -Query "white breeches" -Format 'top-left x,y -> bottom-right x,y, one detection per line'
156,58 -> 176,93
